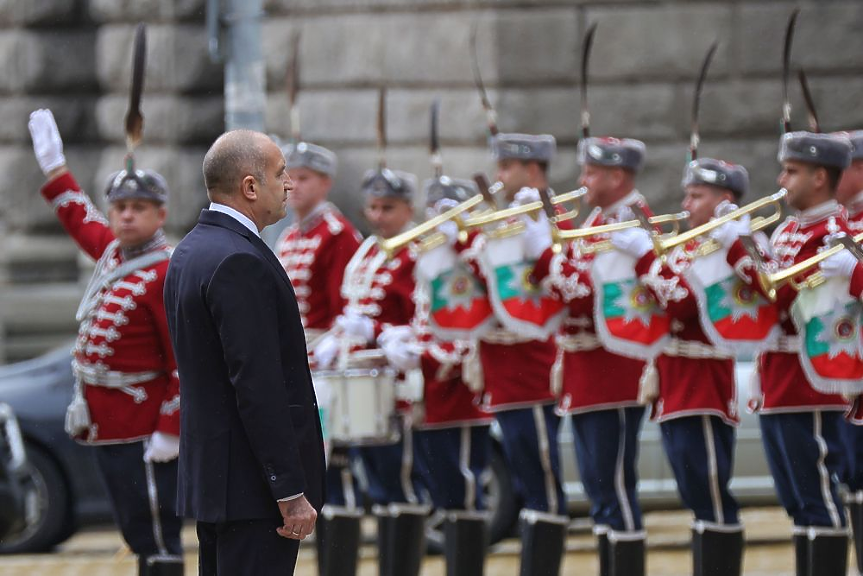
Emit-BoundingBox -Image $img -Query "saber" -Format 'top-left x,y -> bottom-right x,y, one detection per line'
781,8 -> 800,134
798,68 -> 820,133
470,20 -> 498,137
124,23 -> 147,154
286,30 -> 302,142
689,41 -> 718,162
580,22 -> 597,140
377,88 -> 387,169
430,98 -> 442,177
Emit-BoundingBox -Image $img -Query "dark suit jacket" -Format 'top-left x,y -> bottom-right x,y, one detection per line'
163,209 -> 325,523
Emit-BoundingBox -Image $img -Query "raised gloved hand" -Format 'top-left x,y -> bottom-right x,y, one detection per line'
438,220 -> 459,247
335,311 -> 375,343
713,199 -> 739,219
512,187 -> 541,206
709,213 -> 751,249
381,337 -> 421,372
521,211 -> 552,260
143,431 -> 180,463
312,334 -> 340,369
28,109 -> 66,176
610,226 -> 653,258
820,248 -> 859,279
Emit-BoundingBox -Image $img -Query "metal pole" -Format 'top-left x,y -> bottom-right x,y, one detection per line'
214,0 -> 266,131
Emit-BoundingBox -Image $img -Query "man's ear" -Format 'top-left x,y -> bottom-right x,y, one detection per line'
241,174 -> 257,200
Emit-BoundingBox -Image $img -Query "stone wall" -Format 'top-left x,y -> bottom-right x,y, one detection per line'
1,0 -> 862,361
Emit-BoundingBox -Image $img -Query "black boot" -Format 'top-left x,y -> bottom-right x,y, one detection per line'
607,531 -> 645,576
317,506 -> 362,576
444,510 -> 488,576
518,509 -> 568,576
692,524 -> 743,576
375,503 -> 429,576
849,493 -> 863,575
138,556 -> 184,576
807,531 -> 848,576
794,532 -> 808,576
596,529 -> 609,576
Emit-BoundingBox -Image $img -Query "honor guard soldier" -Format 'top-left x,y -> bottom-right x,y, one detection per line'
383,176 -> 494,576
829,129 -> 863,574
273,142 -> 363,576
314,167 -> 428,576
715,131 -> 853,576
28,109 -> 183,576
455,133 -> 568,576
609,159 -> 748,575
524,137 -> 653,576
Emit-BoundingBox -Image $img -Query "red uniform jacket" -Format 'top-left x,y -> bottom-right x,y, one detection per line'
275,202 -> 362,336
42,172 -> 180,443
531,190 -> 652,414
726,200 -> 849,413
634,240 -> 738,424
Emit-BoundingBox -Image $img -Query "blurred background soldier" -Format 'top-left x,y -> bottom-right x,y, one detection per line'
454,132 -> 568,576
314,167 -> 429,576
715,131 -> 853,576
609,158 -> 748,575
272,141 -> 363,576
525,136 -> 653,576
28,109 -> 182,576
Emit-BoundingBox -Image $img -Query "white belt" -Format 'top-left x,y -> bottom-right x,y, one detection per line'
481,328 -> 533,345
73,361 -> 162,388
663,338 -> 733,360
762,335 -> 800,354
556,333 -> 601,352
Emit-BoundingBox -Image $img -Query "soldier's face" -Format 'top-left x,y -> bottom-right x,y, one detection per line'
682,184 -> 734,228
287,167 -> 331,216
580,164 -> 622,208
364,196 -> 413,239
778,161 -> 820,211
108,199 -> 167,248
836,160 -> 863,207
496,159 -> 531,201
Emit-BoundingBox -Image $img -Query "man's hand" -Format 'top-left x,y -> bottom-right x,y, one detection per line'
312,334 -> 340,369
143,431 -> 180,462
610,227 -> 653,258
276,495 -> 317,540
335,311 -> 375,343
820,248 -> 859,279
28,109 -> 67,176
521,211 -> 552,260
709,213 -> 751,249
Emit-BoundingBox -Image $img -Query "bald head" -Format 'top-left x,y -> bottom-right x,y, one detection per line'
203,129 -> 273,199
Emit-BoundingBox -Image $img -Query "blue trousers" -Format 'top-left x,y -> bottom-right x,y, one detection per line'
414,425 -> 491,511
494,404 -> 566,514
571,406 -> 645,532
760,411 -> 847,528
356,426 -> 426,506
323,446 -> 364,509
661,415 -> 740,525
839,419 -> 863,492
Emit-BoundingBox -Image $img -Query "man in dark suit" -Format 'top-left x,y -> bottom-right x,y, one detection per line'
163,129 -> 326,575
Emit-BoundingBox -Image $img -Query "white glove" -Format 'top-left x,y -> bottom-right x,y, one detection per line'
438,220 -> 459,247
378,325 -> 414,348
512,187 -> 541,206
313,334 -> 340,369
709,213 -> 751,249
713,199 -> 739,219
521,211 -> 552,260
28,109 -> 66,176
143,432 -> 180,463
336,311 -> 375,343
610,227 -> 653,258
820,248 -> 859,279
382,338 -> 421,372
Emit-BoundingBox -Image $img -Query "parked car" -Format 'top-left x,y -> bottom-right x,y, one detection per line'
0,345 -> 111,553
0,402 -> 28,542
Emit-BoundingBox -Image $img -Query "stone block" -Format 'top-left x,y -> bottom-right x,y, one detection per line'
0,0 -> 76,26
585,4 -> 732,82
0,31 -> 96,94
384,89 -> 491,146
97,24 -> 222,94
0,96 -> 99,144
698,79 -> 787,139
266,89 -> 379,145
808,76 -> 863,133
494,8 -> 579,83
89,0 -> 206,22
738,3 -> 863,75
95,94 -> 224,145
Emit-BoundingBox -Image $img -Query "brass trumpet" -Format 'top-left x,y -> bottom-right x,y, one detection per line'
758,231 -> 863,302
656,189 -> 787,259
558,211 -> 691,254
464,187 -> 588,240
379,194 -> 485,258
